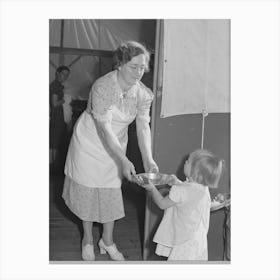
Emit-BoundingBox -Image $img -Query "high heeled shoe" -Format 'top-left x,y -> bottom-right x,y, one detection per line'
82,244 -> 95,261
98,239 -> 125,261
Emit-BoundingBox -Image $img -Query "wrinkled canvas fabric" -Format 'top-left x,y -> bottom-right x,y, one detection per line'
161,19 -> 230,117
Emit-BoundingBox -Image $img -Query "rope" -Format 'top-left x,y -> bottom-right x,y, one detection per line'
201,109 -> 208,149
201,22 -> 209,150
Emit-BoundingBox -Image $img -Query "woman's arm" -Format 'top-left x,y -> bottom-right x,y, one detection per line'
89,77 -> 137,180
95,120 -> 136,180
136,119 -> 158,172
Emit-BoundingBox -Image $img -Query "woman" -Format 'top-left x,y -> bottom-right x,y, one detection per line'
50,66 -> 70,172
63,41 -> 159,261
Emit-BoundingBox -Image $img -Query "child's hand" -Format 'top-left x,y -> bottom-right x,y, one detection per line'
167,174 -> 183,185
143,179 -> 156,191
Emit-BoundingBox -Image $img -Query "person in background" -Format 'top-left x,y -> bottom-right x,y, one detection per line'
143,149 -> 224,261
63,41 -> 159,261
50,65 -> 70,173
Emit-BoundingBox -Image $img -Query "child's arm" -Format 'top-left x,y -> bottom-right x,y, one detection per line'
166,174 -> 184,185
144,181 -> 176,210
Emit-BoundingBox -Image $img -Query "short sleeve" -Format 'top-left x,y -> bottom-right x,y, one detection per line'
88,78 -> 117,123
136,82 -> 154,123
169,185 -> 188,203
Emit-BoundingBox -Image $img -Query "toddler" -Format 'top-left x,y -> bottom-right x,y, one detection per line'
144,149 -> 224,261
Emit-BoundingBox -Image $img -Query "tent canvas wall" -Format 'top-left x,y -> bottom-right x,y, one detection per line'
49,19 -> 156,100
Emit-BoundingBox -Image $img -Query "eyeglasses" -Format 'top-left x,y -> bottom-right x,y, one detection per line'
127,64 -> 146,72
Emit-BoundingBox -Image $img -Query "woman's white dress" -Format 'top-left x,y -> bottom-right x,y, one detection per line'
63,70 -> 153,222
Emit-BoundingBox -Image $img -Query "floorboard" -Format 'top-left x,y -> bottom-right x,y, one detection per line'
49,174 -> 146,261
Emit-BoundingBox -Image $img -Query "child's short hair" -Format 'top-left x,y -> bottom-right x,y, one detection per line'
189,149 -> 224,188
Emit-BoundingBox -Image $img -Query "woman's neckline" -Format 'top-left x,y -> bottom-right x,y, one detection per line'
116,70 -> 133,92
115,70 -> 136,98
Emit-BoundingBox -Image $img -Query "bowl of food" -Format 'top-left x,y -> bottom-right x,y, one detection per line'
132,173 -> 171,186
211,193 -> 231,212
215,193 -> 230,203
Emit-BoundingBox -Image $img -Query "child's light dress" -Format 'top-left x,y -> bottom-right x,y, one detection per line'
153,181 -> 211,260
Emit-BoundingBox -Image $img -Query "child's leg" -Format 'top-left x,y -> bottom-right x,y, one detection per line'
102,221 -> 114,246
82,221 -> 93,245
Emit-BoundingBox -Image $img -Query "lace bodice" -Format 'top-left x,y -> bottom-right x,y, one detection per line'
86,70 -> 154,123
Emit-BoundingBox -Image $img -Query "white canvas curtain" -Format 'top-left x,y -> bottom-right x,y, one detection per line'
160,19 -> 230,118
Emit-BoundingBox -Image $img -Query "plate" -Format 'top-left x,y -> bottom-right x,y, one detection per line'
132,173 -> 171,186
211,199 -> 231,212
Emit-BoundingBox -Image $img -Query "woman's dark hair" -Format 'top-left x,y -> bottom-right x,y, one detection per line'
113,41 -> 150,72
56,65 -> 70,74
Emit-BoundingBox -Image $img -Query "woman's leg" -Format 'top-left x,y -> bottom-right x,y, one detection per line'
99,221 -> 124,260
82,221 -> 93,246
81,220 -> 95,261
102,221 -> 114,246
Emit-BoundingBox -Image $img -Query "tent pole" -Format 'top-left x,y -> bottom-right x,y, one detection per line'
49,59 -> 57,70
68,55 -> 82,68
59,19 -> 65,66
143,19 -> 163,261
98,20 -> 102,76
50,46 -> 113,58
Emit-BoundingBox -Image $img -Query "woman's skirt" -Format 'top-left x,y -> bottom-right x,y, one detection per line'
62,176 -> 125,223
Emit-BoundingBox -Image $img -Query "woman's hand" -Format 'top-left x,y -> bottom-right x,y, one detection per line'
121,157 -> 136,181
143,179 -> 156,191
143,159 -> 159,173
96,120 -> 136,181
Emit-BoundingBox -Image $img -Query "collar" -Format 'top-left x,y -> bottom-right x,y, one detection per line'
113,70 -> 138,99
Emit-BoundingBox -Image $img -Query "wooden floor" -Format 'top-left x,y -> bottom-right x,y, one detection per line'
49,173 -> 146,261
